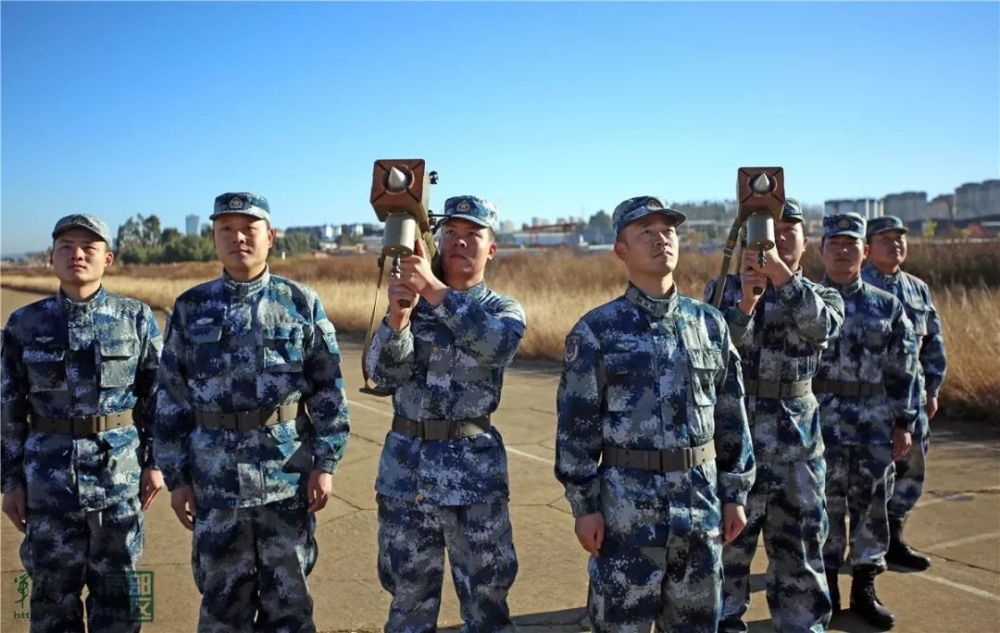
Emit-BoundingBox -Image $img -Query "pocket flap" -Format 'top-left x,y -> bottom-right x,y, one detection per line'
189,325 -> 223,344
101,338 -> 139,359
688,347 -> 724,370
604,351 -> 653,376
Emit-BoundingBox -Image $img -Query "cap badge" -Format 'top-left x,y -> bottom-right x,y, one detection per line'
228,196 -> 244,210
838,218 -> 851,229
457,200 -> 471,213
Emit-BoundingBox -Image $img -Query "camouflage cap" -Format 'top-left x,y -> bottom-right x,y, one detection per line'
210,192 -> 270,221
781,198 -> 804,223
823,212 -> 867,240
612,196 -> 686,236
52,214 -> 112,243
866,215 -> 908,239
441,195 -> 498,232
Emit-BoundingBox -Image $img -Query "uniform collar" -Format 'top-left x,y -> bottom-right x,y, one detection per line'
59,285 -> 107,318
457,280 -> 488,301
824,275 -> 864,297
625,283 -> 678,319
223,267 -> 270,299
862,260 -> 899,284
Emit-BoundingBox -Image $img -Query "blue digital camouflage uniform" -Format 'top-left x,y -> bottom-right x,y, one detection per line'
2,283 -> 161,633
556,281 -> 756,633
705,222 -> 844,631
155,191 -> 350,633
815,215 -> 920,575
365,195 -> 526,633
861,220 -> 947,521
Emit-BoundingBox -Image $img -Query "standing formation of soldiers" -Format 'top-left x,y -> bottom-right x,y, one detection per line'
1,186 -> 947,633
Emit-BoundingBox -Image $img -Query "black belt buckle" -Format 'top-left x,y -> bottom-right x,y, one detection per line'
420,420 -> 453,441
680,447 -> 694,470
71,417 -> 93,436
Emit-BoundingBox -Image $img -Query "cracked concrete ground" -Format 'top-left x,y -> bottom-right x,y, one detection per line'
1,288 -> 997,632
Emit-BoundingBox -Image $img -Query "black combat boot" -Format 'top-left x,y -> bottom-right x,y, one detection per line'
827,569 -> 841,613
850,565 -> 895,630
886,516 -> 932,571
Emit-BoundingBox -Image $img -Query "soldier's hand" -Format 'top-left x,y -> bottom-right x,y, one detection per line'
926,395 -> 939,420
574,512 -> 605,557
307,470 -> 333,513
2,488 -> 27,534
756,246 -> 793,288
170,485 -> 198,530
722,502 -> 747,545
892,428 -> 913,461
387,277 -> 419,330
399,239 -> 448,306
140,468 -> 165,511
738,252 -> 768,314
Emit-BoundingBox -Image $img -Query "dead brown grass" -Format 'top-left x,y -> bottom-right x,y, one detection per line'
4,245 -> 998,420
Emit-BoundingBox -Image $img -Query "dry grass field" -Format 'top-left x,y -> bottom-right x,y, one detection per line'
3,242 -> 998,420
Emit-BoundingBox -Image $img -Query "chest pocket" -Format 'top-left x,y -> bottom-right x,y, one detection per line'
688,347 -> 723,406
99,338 -> 140,388
864,318 -> 893,351
22,345 -> 67,392
263,324 -> 305,372
187,324 -> 224,377
604,350 -> 655,412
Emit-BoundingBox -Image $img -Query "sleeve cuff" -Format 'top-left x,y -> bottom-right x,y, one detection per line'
1,478 -> 25,495
313,457 -> 337,474
777,275 -> 804,304
565,482 -> 601,517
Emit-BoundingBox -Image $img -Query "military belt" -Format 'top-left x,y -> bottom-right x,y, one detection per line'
391,415 -> 491,441
813,379 -> 886,397
32,410 -> 133,437
602,441 -> 716,473
194,403 -> 303,432
744,378 -> 812,399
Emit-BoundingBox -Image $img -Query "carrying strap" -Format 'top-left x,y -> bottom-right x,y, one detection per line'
360,255 -> 393,397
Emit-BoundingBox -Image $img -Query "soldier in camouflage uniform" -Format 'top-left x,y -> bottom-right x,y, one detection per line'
861,215 -> 947,572
365,195 -> 525,633
556,196 -> 756,632
814,213 -> 919,630
1,214 -> 163,633
704,199 -> 844,633
155,193 -> 350,632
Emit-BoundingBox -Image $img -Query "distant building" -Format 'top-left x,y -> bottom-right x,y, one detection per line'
343,223 -> 364,237
955,180 -> 1000,219
497,220 -> 517,235
882,191 -> 927,222
185,214 -> 200,236
927,194 -> 954,219
824,198 -> 882,219
285,224 -> 341,241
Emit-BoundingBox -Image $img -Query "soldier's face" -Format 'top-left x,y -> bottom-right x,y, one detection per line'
50,229 -> 113,286
213,214 -> 275,281
615,215 -> 679,275
822,235 -> 868,282
868,230 -> 907,272
775,220 -> 807,269
439,218 -> 496,278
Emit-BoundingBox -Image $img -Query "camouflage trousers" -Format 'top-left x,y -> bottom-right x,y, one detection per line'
376,495 -> 518,633
20,497 -> 144,633
888,432 -> 929,520
192,495 -> 317,633
587,528 -> 722,632
720,458 -> 832,633
823,444 -> 894,571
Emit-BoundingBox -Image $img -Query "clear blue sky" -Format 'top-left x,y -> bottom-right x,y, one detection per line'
2,1 -> 998,255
